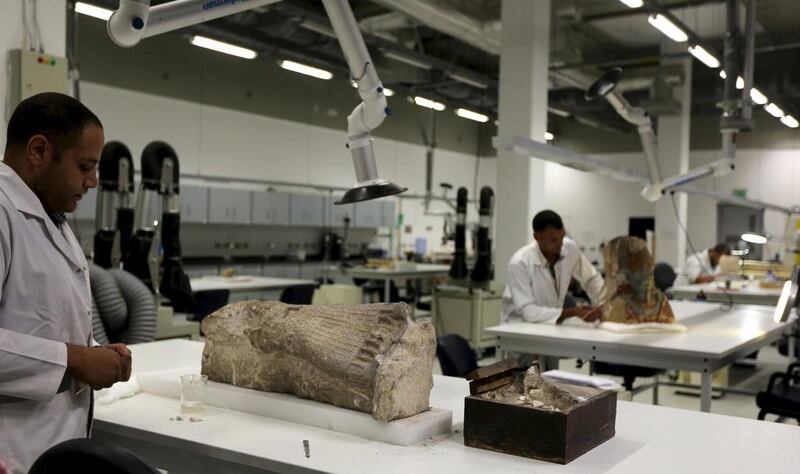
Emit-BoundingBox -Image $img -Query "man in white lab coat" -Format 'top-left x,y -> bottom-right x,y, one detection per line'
502,210 -> 604,325
0,93 -> 132,472
676,243 -> 731,285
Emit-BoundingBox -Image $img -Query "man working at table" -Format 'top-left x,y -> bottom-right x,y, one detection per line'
502,210 -> 604,325
676,243 -> 731,285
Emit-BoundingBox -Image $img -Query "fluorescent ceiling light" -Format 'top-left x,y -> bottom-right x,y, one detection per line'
280,60 -> 332,80
75,2 -> 112,20
688,45 -> 719,68
548,106 -> 571,118
449,72 -> 489,90
648,14 -> 688,43
383,88 -> 394,97
455,108 -> 488,123
741,232 -> 767,244
719,70 -> 726,79
750,88 -> 768,105
384,51 -> 432,70
765,103 -> 784,118
736,76 -> 744,89
780,115 -> 799,128
190,35 -> 256,59
618,0 -> 644,7
544,132 -> 555,141
414,96 -> 445,111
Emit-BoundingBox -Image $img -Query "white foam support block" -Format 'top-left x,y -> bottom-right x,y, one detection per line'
135,368 -> 453,446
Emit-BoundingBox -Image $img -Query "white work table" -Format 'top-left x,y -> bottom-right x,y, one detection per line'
346,263 -> 451,301
671,280 -> 783,306
190,275 -> 315,293
92,340 -> 800,473
485,300 -> 797,412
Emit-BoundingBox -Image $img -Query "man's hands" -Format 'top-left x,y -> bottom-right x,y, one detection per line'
556,306 -> 602,325
66,343 -> 132,390
695,275 -> 715,284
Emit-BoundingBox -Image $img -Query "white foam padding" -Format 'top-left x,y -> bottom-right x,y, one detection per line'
135,367 -> 453,446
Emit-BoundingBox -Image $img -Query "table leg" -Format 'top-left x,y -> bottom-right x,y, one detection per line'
384,280 -> 391,302
700,372 -> 712,412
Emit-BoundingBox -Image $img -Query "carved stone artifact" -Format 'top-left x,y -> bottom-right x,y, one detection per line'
477,365 -> 585,411
200,300 -> 436,422
599,236 -> 674,324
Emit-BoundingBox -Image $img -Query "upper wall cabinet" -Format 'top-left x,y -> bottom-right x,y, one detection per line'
252,190 -> 290,226
209,188 -> 251,225
180,184 -> 209,224
354,200 -> 382,228
289,194 -> 325,227
327,195 -> 356,228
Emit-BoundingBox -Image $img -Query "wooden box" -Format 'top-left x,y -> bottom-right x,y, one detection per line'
463,361 -> 617,464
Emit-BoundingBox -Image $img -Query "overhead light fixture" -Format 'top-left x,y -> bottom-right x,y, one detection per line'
190,35 -> 257,59
75,2 -> 113,20
750,88 -> 768,105
741,232 -> 768,244
781,115 -> 799,128
548,106 -> 571,118
648,14 -> 688,43
455,108 -> 489,123
688,45 -> 720,68
719,70 -> 726,79
736,76 -> 744,89
280,60 -> 333,80
544,132 -> 555,141
383,51 -> 432,71
765,103 -> 784,118
449,72 -> 489,90
618,0 -> 644,7
414,96 -> 445,111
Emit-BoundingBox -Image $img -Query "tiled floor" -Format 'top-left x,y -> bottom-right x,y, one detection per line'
434,343 -> 799,426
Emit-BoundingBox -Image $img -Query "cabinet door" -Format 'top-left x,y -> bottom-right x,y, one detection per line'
290,194 -> 325,226
354,200 -> 381,228
74,187 -> 98,221
209,188 -> 252,224
327,195 -> 356,228
381,200 -> 396,228
253,190 -> 290,225
180,185 -> 209,224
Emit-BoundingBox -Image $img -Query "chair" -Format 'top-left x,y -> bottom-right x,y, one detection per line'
30,438 -> 160,474
279,284 -> 318,305
192,289 -> 230,323
653,262 -> 677,292
436,334 -> 479,377
756,362 -> 800,422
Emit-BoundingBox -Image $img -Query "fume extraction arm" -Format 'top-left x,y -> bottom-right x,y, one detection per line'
585,67 -> 734,202
94,141 -> 135,269
106,0 -> 405,204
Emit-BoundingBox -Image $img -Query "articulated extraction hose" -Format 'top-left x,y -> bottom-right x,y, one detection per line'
470,187 -> 495,283
94,141 -> 134,268
449,187 -> 469,280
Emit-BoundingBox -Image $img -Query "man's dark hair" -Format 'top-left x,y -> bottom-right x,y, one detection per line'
532,210 -> 564,233
713,243 -> 731,255
4,92 -> 102,156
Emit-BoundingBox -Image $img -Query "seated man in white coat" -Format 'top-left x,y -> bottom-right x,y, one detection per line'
0,93 -> 131,473
676,243 -> 731,285
502,210 -> 604,325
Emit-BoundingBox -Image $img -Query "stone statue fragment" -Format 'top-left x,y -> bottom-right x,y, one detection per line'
200,300 -> 436,422
599,236 -> 674,324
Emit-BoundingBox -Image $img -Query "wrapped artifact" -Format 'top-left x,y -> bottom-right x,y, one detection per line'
201,301 -> 436,422
598,236 -> 681,331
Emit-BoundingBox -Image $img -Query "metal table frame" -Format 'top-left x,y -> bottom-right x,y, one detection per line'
346,264 -> 450,301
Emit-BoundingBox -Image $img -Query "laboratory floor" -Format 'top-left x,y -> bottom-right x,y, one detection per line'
433,342 -> 799,425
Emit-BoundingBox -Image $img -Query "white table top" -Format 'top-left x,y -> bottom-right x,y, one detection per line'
485,301 -> 793,360
671,281 -> 783,305
94,340 -> 800,473
189,276 -> 316,293
346,263 -> 450,279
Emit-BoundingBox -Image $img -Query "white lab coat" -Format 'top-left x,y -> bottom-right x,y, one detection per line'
0,161 -> 93,473
502,238 -> 603,324
675,249 -> 716,286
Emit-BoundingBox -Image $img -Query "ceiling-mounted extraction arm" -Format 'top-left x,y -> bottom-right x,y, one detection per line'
107,0 -> 406,204
94,141 -> 135,269
585,68 -> 734,202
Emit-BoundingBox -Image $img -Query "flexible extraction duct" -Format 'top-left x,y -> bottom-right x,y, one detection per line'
110,268 -> 158,344
470,187 -> 495,283
448,187 -> 469,280
91,298 -> 109,346
89,263 -> 128,334
94,141 -> 134,269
